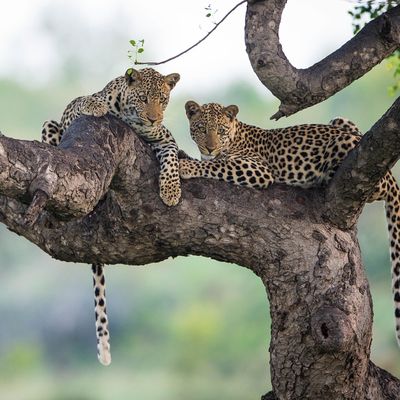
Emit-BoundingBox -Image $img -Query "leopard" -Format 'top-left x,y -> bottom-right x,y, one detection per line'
41,67 -> 181,365
179,101 -> 400,347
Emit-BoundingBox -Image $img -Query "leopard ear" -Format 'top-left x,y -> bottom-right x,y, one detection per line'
125,68 -> 141,86
185,101 -> 201,119
223,105 -> 239,120
165,73 -> 180,90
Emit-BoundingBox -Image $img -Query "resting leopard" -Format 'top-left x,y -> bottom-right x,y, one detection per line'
42,67 -> 181,365
180,101 -> 400,346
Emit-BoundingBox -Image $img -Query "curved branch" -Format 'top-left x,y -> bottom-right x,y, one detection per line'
324,96 -> 400,228
245,1 -> 400,119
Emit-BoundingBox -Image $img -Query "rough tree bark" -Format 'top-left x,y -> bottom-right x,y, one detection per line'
1,1 -> 400,399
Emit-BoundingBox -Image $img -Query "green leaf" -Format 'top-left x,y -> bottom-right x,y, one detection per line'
129,39 -> 136,46
206,12 -> 211,17
388,85 -> 396,97
138,48 -> 144,53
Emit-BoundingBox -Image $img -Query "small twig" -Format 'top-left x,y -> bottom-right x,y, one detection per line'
270,110 -> 285,121
135,0 -> 246,66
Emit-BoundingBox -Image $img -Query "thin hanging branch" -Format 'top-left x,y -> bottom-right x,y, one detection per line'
134,0 -> 246,66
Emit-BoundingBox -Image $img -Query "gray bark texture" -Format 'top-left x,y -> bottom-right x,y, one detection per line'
1,0 -> 400,399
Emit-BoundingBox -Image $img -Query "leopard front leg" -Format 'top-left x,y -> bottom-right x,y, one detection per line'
179,156 -> 274,189
151,130 -> 181,206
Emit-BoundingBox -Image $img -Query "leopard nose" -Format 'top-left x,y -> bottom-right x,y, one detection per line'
148,116 -> 158,124
206,146 -> 216,153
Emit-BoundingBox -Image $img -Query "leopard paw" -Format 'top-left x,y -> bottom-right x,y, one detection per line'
159,174 -> 181,206
81,97 -> 108,117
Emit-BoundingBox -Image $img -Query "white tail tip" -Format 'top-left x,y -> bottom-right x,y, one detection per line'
98,339 -> 111,366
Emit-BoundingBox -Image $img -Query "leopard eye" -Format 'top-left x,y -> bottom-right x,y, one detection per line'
197,123 -> 206,132
160,94 -> 168,103
218,126 -> 226,134
139,92 -> 147,102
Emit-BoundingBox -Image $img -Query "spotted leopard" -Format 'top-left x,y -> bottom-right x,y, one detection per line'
42,68 -> 181,365
180,101 -> 400,346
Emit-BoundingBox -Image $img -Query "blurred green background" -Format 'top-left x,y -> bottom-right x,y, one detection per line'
1,1 -> 399,399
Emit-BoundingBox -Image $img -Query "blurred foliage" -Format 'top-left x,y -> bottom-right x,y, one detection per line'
349,0 -> 400,94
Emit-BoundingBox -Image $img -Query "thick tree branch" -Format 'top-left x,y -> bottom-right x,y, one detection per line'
324,96 -> 400,229
0,116 -> 399,397
0,116 -> 318,269
0,116 -> 130,217
245,1 -> 400,119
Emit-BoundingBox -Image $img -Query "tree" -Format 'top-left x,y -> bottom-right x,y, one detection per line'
1,1 -> 400,398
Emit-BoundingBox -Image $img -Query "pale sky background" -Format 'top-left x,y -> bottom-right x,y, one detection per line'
0,0 -> 354,95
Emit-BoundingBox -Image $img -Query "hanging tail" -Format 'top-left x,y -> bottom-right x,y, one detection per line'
383,173 -> 400,346
91,263 -> 111,365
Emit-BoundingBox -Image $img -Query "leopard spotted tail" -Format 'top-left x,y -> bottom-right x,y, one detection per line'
91,263 -> 111,365
384,176 -> 400,347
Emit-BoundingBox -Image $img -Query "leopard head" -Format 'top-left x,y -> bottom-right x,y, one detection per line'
120,68 -> 180,130
185,101 -> 239,160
